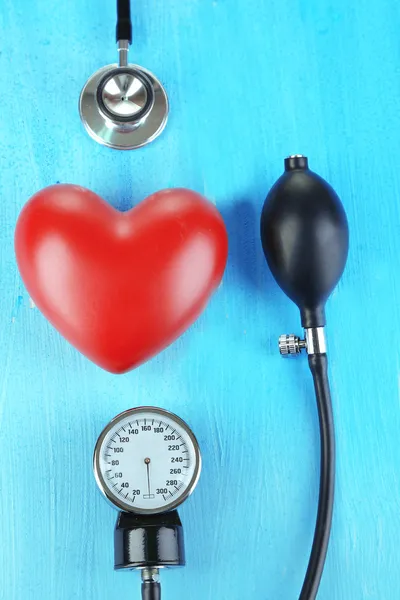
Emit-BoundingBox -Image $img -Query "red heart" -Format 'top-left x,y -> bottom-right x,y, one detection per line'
15,185 -> 228,373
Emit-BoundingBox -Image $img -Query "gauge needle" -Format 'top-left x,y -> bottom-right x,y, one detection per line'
145,457 -> 151,495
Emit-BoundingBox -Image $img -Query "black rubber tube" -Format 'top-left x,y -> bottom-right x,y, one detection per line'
116,0 -> 132,43
299,353 -> 335,600
142,582 -> 161,600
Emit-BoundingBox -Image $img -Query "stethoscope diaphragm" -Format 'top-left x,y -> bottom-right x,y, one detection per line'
79,62 -> 168,150
97,67 -> 154,123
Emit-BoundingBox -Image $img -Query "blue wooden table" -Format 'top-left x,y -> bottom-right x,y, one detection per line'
1,1 -> 399,598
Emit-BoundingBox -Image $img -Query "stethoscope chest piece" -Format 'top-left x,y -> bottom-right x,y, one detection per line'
79,63 -> 168,150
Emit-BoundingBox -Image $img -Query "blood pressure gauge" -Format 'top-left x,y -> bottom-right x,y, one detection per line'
93,407 -> 201,600
94,406 -> 201,514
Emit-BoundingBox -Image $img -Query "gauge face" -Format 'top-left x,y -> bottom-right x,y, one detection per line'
94,407 -> 201,515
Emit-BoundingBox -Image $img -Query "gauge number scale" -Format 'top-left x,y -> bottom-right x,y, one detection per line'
94,407 -> 201,514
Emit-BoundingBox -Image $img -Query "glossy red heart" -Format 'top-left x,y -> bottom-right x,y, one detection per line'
15,185 -> 228,373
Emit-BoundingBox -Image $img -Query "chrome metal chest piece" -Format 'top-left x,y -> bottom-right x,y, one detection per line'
79,4 -> 168,150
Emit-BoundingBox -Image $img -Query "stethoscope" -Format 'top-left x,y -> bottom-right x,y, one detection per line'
79,0 -> 168,150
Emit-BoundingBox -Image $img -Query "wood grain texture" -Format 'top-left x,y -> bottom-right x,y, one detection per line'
1,1 -> 399,598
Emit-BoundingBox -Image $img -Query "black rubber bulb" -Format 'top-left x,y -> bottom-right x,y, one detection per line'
260,156 -> 349,328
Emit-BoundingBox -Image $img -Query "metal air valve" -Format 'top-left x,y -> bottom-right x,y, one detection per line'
279,328 -> 327,357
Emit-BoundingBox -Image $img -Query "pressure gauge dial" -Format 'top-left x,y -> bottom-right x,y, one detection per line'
94,407 -> 201,515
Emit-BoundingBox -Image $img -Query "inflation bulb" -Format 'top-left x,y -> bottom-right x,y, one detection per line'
261,154 -> 349,329
260,156 -> 349,600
